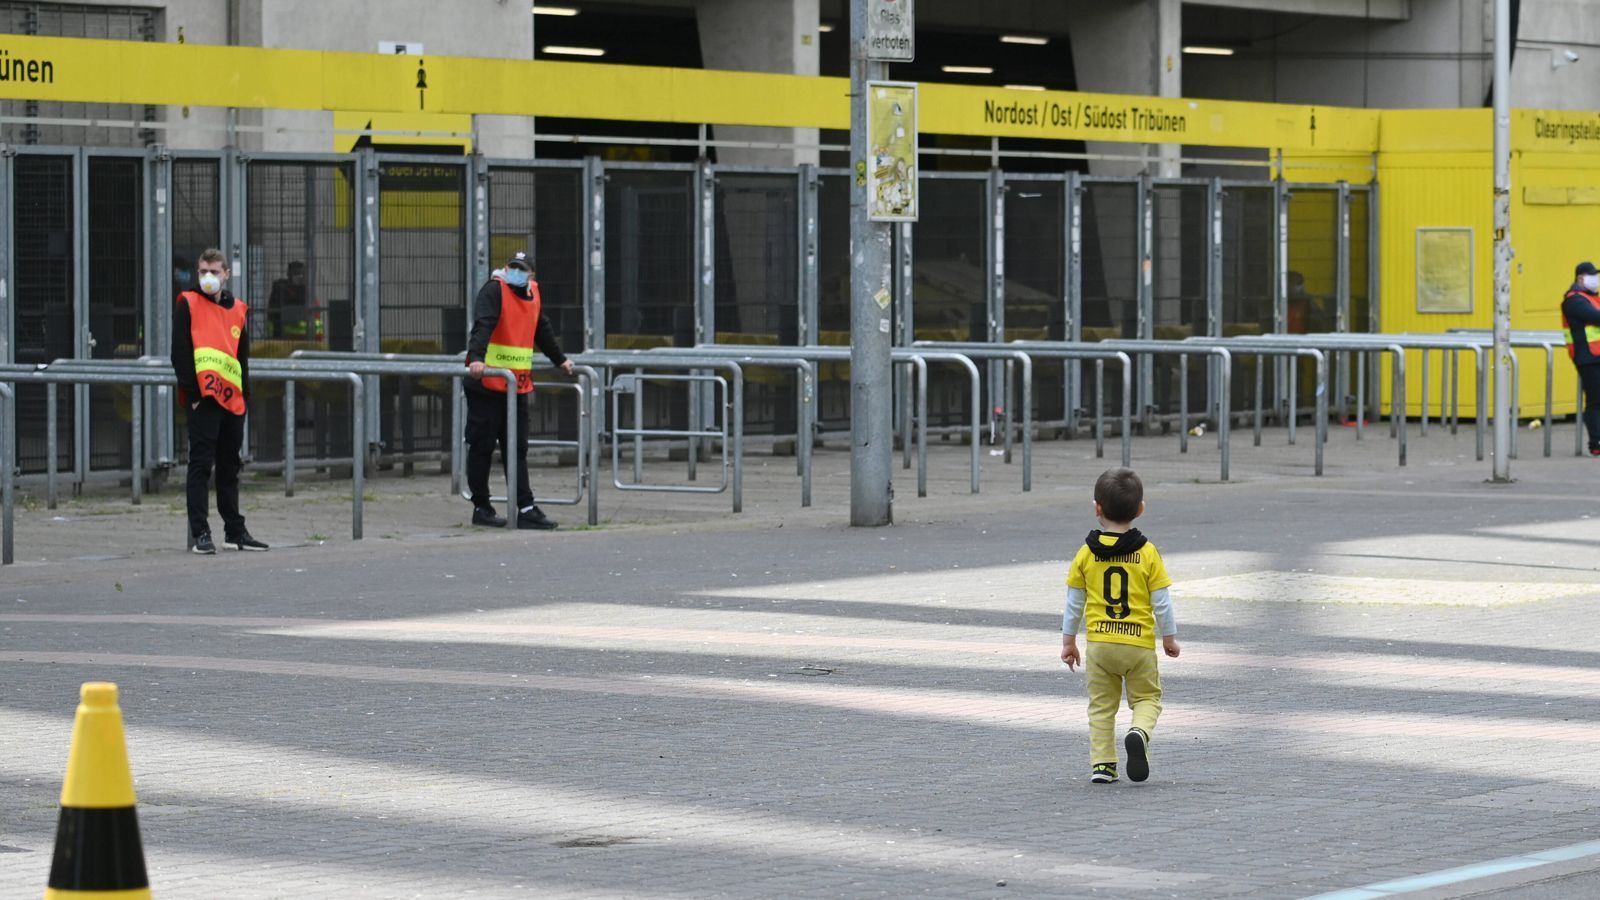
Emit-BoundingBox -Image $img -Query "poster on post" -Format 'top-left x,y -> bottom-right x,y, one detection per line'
867,81 -> 918,222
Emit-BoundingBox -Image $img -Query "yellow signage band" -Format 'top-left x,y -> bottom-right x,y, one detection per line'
194,349 -> 243,387
2,35 -> 1596,156
484,343 -> 534,370
0,33 -> 1373,152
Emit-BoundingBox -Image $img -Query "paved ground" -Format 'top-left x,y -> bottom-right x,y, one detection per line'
2,420 -> 1599,898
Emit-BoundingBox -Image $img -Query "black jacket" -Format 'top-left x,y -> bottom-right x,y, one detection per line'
1563,284 -> 1600,367
465,277 -> 567,393
171,290 -> 250,410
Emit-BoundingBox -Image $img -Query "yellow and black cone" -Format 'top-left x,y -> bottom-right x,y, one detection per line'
44,682 -> 150,899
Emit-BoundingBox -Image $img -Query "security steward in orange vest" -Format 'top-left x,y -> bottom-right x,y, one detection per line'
171,248 -> 269,554
465,251 -> 574,528
1563,260 -> 1600,456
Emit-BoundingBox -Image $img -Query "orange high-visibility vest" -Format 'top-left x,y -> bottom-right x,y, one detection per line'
181,290 -> 249,414
480,278 -> 541,394
1563,288 -> 1600,362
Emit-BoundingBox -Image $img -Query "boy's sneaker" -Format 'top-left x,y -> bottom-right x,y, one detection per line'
227,531 -> 269,552
471,505 -> 507,528
516,505 -> 558,531
1090,763 -> 1118,784
191,532 -> 216,555
1124,728 -> 1151,783
1589,443 -> 1600,457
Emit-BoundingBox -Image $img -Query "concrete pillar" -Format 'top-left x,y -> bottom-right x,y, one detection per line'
1066,0 -> 1181,177
696,0 -> 821,167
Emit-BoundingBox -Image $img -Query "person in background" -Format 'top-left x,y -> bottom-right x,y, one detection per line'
172,254 -> 194,299
268,260 -> 322,340
171,248 -> 269,554
1562,260 -> 1600,457
463,250 -> 574,529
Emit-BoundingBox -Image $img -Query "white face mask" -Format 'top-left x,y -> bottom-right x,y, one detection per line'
198,272 -> 222,296
1582,274 -> 1599,292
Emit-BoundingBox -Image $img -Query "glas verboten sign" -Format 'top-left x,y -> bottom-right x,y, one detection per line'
868,0 -> 914,62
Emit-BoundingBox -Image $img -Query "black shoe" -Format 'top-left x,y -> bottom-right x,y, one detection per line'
191,532 -> 216,555
1125,728 -> 1150,783
1090,763 -> 1118,784
1589,444 -> 1600,457
471,505 -> 507,528
227,531 -> 269,552
516,505 -> 558,531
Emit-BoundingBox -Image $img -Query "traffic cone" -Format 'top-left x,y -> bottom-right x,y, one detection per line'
44,682 -> 150,899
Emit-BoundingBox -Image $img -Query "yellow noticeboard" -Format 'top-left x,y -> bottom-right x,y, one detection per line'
1415,228 -> 1474,314
867,82 -> 917,222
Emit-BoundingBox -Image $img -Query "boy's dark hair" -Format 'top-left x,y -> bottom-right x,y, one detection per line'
1094,467 -> 1143,523
198,248 -> 227,269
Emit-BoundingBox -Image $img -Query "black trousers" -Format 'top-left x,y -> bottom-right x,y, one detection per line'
1580,363 -> 1600,448
186,397 -> 247,539
465,387 -> 534,510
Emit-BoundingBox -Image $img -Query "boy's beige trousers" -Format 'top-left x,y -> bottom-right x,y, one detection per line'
1086,641 -> 1163,765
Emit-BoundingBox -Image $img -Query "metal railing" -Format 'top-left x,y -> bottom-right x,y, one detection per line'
917,341 -> 1135,471
612,372 -> 730,495
1195,335 -> 1412,466
286,351 -> 604,523
1,383 -> 13,565
575,350 -> 815,507
657,345 -> 982,496
994,340 -> 1235,481
0,362 -> 366,564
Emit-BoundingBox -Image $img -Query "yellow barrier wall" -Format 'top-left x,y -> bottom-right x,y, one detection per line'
0,34 -> 1597,423
1373,108 -> 1587,418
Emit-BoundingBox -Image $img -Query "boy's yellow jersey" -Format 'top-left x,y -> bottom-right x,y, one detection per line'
1067,532 -> 1171,649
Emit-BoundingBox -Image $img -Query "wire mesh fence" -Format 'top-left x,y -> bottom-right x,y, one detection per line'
1151,183 -> 1207,417
489,165 -> 586,442
1080,180 -> 1139,418
713,171 -> 798,434
11,153 -> 75,473
1003,179 -> 1066,422
85,154 -> 144,470
913,176 -> 986,427
1221,184 -> 1276,412
246,159 -> 359,463
0,141 -> 1377,484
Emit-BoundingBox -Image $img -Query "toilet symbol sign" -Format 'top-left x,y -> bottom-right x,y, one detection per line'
377,42 -> 429,110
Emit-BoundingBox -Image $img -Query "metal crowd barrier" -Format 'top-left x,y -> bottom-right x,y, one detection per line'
656,344 -> 981,496
589,345 -> 933,497
1193,331 -> 1573,465
1194,335 -> 1411,467
977,340 -> 1234,481
1226,332 -> 1530,464
917,341 -> 1136,472
290,350 -> 605,525
0,362 -> 366,564
1,383 -> 13,565
1168,340 -> 1325,474
1429,330 -> 1578,458
573,350 -> 814,507
611,371 -> 731,496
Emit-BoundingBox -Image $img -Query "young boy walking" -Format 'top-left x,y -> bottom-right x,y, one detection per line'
1061,467 -> 1180,784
